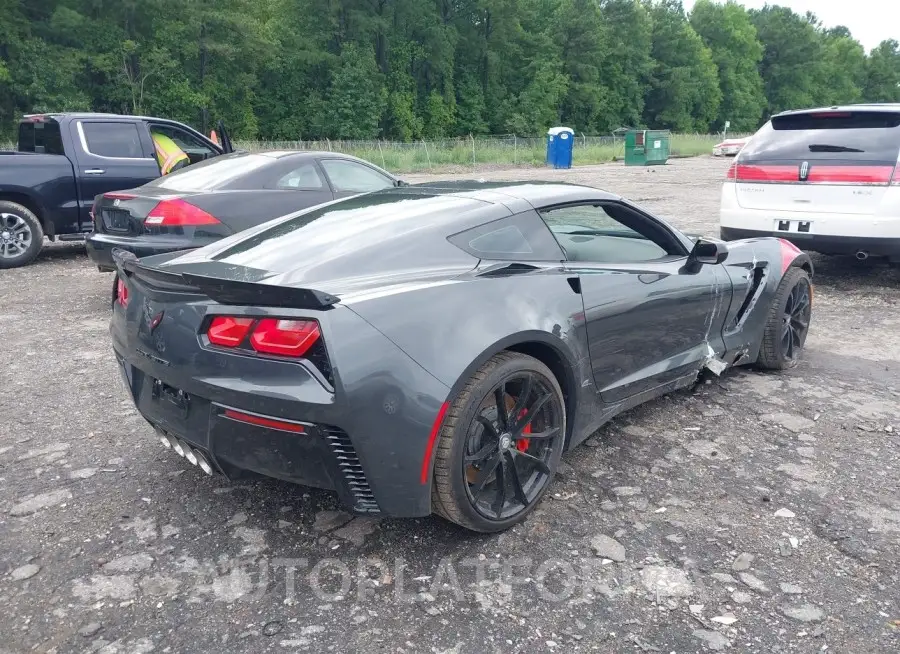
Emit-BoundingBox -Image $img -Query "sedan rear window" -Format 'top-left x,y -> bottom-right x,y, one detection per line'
742,110 -> 900,164
147,153 -> 271,192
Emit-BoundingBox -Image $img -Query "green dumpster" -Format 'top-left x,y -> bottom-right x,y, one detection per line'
624,129 -> 670,166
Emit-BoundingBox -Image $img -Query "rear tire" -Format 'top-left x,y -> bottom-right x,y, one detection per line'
0,201 -> 43,269
431,352 -> 566,533
756,267 -> 812,370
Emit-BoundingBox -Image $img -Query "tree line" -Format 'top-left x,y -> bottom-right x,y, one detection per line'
1,0 -> 898,141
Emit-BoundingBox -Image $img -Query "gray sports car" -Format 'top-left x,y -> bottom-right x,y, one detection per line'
110,181 -> 813,532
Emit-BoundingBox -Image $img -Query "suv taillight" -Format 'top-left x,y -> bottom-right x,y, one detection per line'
726,162 -> 738,180
206,316 -> 321,358
145,199 -> 220,226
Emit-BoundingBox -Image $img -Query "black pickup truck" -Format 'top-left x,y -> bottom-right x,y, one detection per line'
0,113 -> 232,268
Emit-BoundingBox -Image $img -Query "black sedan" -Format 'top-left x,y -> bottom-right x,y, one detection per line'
86,150 -> 402,278
110,181 -> 813,532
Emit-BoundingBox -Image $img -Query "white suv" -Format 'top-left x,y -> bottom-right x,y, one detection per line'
719,104 -> 900,263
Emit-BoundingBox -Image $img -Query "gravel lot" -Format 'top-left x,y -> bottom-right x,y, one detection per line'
2,156 -> 899,654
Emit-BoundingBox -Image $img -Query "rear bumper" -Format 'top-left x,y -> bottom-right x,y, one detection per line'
719,184 -> 900,258
114,351 -> 380,513
109,304 -> 451,518
720,226 -> 900,258
86,232 -> 201,271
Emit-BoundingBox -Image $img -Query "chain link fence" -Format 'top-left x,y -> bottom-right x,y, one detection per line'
2,132 -> 751,173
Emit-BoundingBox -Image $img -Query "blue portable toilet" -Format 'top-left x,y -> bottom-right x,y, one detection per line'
546,127 -> 574,169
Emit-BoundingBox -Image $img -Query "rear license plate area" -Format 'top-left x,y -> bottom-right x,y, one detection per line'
138,378 -> 210,442
774,219 -> 813,234
102,209 -> 132,233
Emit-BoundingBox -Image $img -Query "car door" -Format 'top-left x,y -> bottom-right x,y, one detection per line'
537,201 -> 730,404
318,158 -> 397,198
69,119 -> 161,229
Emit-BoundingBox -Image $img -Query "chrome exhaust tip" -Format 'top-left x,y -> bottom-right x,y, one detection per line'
193,449 -> 214,476
157,430 -> 215,475
856,250 -> 869,260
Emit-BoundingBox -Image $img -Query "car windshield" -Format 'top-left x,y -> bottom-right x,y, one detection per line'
147,153 -> 271,192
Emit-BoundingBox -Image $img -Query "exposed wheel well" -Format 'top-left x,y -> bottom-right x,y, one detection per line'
0,193 -> 47,234
504,341 -> 577,446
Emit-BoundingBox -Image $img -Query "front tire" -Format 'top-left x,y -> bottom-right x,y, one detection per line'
756,267 -> 812,370
431,352 -> 566,532
0,201 -> 43,269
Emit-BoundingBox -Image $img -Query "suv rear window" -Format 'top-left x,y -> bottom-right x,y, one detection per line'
17,119 -> 64,155
742,110 -> 900,164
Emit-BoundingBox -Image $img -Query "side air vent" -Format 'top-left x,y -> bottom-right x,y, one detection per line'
321,426 -> 380,514
733,265 -> 767,328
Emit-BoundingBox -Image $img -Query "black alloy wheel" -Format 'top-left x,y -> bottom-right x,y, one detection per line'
431,352 -> 566,532
780,277 -> 811,362
757,267 -> 812,370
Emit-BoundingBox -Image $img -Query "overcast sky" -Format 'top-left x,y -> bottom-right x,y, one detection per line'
681,0 -> 896,52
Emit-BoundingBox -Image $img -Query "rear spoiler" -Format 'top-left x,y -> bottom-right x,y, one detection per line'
112,249 -> 340,310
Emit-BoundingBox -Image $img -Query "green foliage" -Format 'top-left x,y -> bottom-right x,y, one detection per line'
0,0 -> 893,141
643,0 -> 721,132
690,0 -> 765,131
324,43 -> 387,139
865,40 -> 900,103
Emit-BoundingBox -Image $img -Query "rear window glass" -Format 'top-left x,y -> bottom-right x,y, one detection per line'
448,211 -> 565,261
17,119 -> 64,154
81,122 -> 145,158
742,111 -> 900,163
147,153 -> 271,192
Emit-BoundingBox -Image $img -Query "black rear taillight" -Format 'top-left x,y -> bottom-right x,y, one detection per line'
206,316 -> 321,357
204,316 -> 331,384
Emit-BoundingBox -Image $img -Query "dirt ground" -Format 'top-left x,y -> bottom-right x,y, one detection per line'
1,156 -> 898,654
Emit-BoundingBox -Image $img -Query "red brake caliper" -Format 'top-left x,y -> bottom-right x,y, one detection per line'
516,409 -> 531,452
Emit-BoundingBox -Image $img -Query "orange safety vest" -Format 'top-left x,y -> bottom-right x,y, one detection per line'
152,133 -> 190,175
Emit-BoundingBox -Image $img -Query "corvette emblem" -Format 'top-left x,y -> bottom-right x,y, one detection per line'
113,198 -> 121,207
799,161 -> 810,181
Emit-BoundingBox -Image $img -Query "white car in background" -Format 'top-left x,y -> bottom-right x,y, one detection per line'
712,136 -> 749,157
719,104 -> 900,263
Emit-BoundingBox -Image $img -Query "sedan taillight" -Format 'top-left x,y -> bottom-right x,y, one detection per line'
205,316 -> 321,358
116,277 -> 129,307
145,199 -> 220,226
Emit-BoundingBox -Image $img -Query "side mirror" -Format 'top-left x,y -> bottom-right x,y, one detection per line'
685,238 -> 728,272
394,179 -> 409,187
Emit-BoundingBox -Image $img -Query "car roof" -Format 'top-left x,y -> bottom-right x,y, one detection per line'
406,180 -> 622,206
773,103 -> 900,117
22,112 -> 188,122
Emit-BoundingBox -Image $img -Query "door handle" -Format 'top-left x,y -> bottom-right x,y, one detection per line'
84,168 -> 105,175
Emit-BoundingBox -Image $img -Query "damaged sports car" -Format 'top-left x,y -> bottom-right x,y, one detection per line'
110,181 -> 813,532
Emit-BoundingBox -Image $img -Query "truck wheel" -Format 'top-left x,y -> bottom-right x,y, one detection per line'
0,201 -> 44,269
